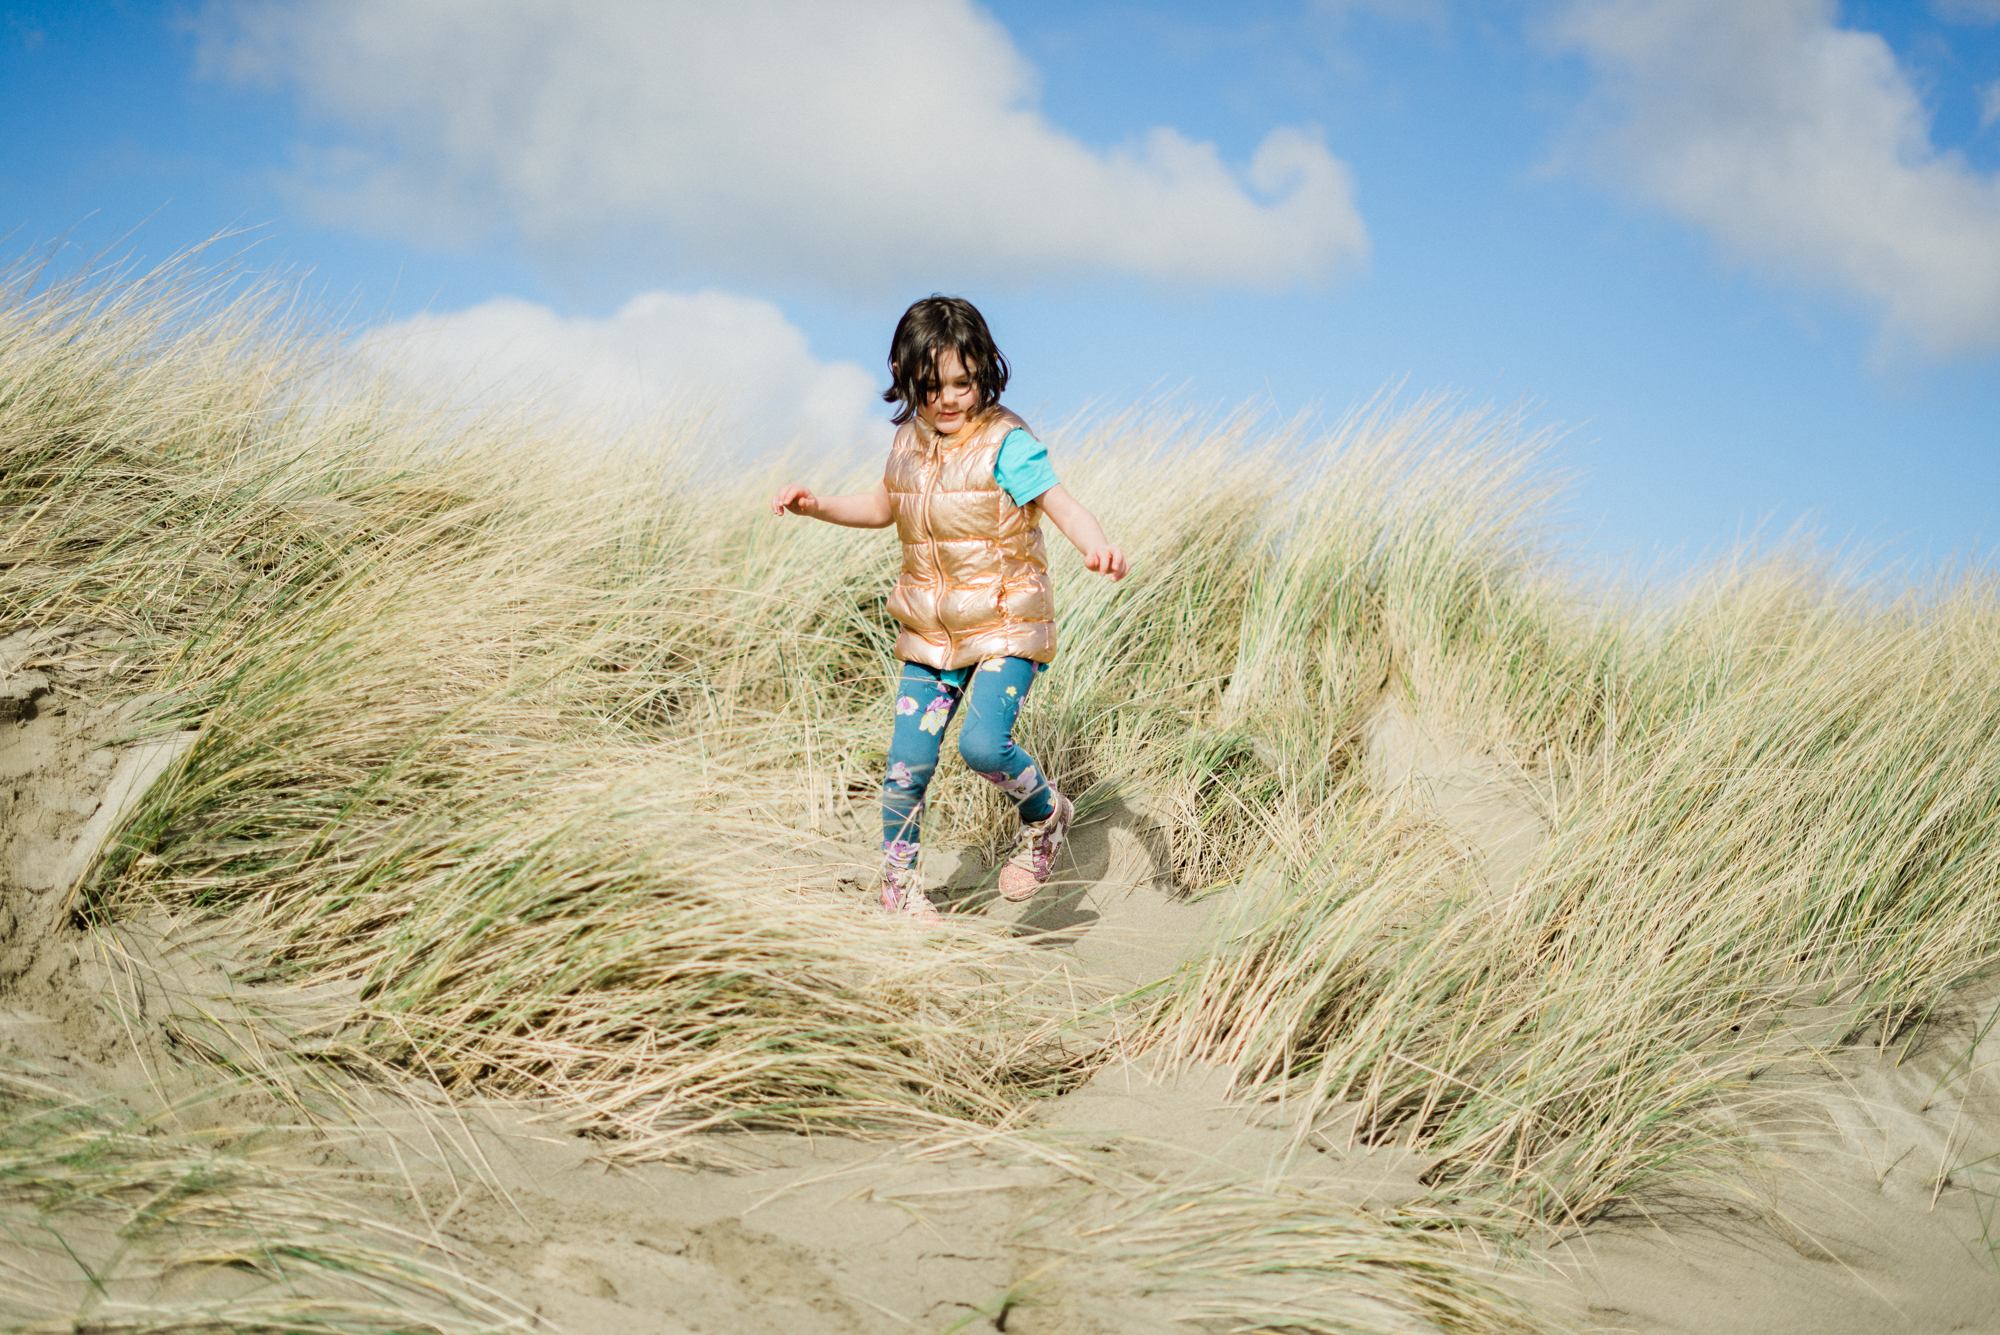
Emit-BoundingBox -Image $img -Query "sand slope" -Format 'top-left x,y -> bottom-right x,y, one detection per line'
5,662 -> 2000,1334
1360,698 -> 2000,1330
1541,992 -> 2000,1332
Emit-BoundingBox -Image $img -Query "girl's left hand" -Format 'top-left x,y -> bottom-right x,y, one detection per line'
1084,546 -> 1129,581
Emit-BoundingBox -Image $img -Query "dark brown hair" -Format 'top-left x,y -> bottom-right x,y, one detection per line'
883,295 -> 1010,426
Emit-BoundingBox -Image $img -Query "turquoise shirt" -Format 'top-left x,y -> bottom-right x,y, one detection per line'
995,428 -> 1059,507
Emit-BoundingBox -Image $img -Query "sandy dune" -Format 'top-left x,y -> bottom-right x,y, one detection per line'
4,655 -> 2000,1333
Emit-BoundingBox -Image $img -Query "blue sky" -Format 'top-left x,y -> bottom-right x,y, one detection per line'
4,0 -> 1998,576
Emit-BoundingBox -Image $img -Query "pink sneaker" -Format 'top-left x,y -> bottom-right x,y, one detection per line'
881,861 -> 942,925
998,791 -> 1074,902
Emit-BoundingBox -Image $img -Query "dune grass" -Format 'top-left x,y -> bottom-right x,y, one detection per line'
1140,553 -> 2000,1222
0,251 -> 1082,1150
8,251 -> 2000,1325
1082,1177 -> 1547,1335
0,1062 -> 522,1335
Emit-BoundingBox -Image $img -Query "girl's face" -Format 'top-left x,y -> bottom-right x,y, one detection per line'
917,348 -> 979,437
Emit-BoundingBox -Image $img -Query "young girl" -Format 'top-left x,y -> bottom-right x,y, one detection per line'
771,297 -> 1127,923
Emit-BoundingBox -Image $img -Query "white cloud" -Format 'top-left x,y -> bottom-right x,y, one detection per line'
1982,80 -> 2000,131
363,290 -> 883,452
202,0 -> 1368,292
1555,0 -> 2000,352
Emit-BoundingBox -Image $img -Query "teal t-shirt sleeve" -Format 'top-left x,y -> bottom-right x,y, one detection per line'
995,428 -> 1059,507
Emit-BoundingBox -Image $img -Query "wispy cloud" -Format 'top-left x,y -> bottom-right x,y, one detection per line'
362,290 -> 882,453
1555,0 -> 2000,353
202,0 -> 1368,293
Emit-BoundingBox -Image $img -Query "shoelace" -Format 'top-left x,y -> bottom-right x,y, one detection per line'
1008,817 -> 1056,878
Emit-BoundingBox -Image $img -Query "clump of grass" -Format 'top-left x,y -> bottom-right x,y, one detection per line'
146,769 -> 1081,1145
1141,556 -> 2000,1223
1081,1178 -> 1553,1335
2,249 -> 1083,1150
0,1063 -> 523,1335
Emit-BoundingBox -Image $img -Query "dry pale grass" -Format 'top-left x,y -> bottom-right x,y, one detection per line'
1084,1180 -> 1545,1335
1140,539 -> 2000,1223
10,249 -> 2000,1327
0,1062 -> 524,1335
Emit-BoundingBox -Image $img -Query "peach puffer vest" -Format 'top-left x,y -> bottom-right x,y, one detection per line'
884,406 -> 1057,669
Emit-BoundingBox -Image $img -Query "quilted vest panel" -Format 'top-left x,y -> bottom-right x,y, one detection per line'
883,406 -> 1057,669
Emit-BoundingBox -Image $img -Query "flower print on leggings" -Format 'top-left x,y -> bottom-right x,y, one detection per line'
981,764 -> 1042,801
919,692 -> 954,735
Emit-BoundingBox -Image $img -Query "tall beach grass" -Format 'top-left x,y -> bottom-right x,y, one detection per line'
6,250 -> 2000,1325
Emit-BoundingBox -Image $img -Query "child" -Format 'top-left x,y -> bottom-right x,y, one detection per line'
771,296 -> 1128,923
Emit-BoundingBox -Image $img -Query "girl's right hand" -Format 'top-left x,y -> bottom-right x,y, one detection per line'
1084,545 -> 1130,581
771,485 -> 817,516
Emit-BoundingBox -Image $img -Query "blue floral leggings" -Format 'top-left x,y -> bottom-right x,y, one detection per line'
882,657 -> 1054,867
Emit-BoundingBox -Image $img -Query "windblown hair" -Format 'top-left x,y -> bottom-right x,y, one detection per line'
883,295 -> 1010,426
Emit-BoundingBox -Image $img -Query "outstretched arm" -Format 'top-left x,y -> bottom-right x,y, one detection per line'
770,483 -> 893,529
1037,485 -> 1128,580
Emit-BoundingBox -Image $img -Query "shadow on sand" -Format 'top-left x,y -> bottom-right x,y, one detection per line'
929,794 -> 1176,947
